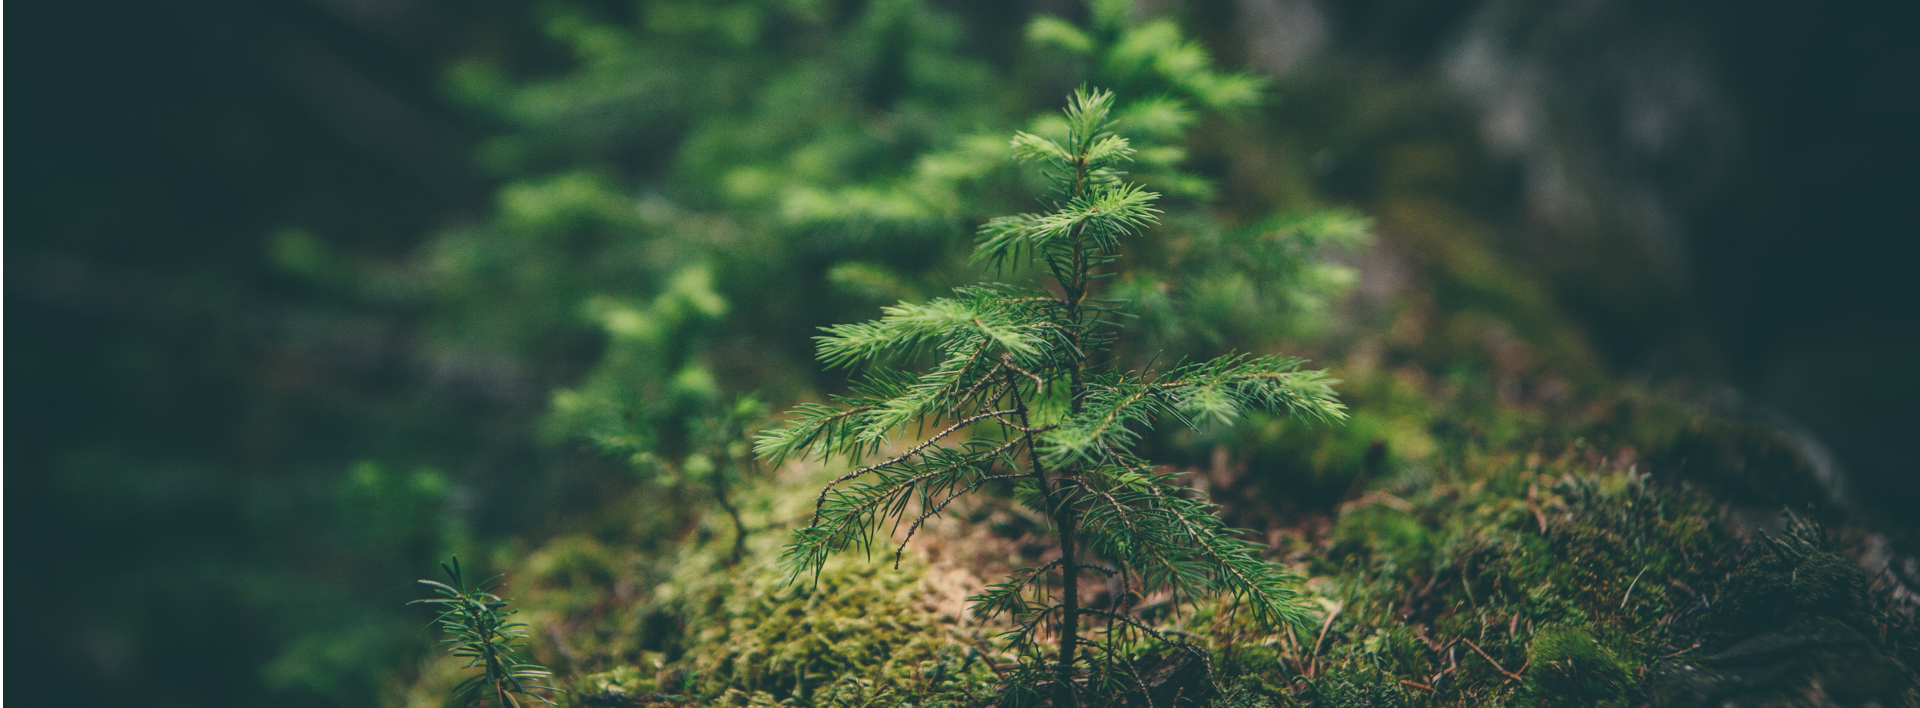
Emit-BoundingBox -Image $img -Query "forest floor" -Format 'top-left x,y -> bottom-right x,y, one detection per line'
391,218 -> 1920,707
390,368 -> 1920,707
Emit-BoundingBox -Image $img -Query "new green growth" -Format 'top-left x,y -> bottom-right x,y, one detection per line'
756,89 -> 1347,705
413,558 -> 555,708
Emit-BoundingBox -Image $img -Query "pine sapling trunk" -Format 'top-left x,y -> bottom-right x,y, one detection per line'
1012,371 -> 1080,702
1054,167 -> 1092,705
1055,487 -> 1080,705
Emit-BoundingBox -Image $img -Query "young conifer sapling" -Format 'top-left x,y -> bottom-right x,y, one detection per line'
756,89 -> 1346,704
413,558 -> 554,708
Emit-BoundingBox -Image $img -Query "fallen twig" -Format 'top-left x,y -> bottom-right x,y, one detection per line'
1306,601 -> 1344,678
1460,638 -> 1524,682
1659,642 -> 1702,659
1622,565 -> 1650,609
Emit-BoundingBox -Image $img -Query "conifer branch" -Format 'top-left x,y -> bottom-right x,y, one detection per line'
807,408 -> 1019,525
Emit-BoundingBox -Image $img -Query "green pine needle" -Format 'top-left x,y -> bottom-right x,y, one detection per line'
411,558 -> 554,708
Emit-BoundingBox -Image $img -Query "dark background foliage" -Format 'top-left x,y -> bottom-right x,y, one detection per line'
8,1 -> 1914,706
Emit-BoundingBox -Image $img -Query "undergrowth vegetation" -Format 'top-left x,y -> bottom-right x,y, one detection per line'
406,412 -> 1918,707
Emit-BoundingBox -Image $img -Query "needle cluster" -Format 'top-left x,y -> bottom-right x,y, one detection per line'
413,558 -> 554,708
756,88 -> 1346,705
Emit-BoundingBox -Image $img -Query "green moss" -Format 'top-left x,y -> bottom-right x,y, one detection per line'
1208,679 -> 1292,708
1522,627 -> 1632,708
1329,505 -> 1435,572
576,663 -> 660,700
508,534 -> 666,679
675,554 -> 988,702
1305,669 -> 1417,708
1251,456 -> 1741,706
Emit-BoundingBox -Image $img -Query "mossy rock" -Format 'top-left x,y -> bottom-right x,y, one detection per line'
1645,515 -> 1914,707
1713,518 -> 1872,633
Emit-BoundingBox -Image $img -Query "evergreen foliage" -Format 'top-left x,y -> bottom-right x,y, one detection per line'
757,88 -> 1346,704
413,559 -> 555,708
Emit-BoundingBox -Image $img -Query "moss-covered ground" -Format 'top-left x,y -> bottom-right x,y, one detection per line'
389,195 -> 1917,707
387,378 -> 1917,706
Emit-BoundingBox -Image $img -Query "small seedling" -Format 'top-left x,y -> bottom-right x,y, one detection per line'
413,557 -> 554,708
757,88 -> 1345,705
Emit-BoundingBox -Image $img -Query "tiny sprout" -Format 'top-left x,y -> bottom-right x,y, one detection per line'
411,557 -> 555,708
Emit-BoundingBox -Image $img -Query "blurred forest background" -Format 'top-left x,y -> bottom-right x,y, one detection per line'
8,0 -> 1916,706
